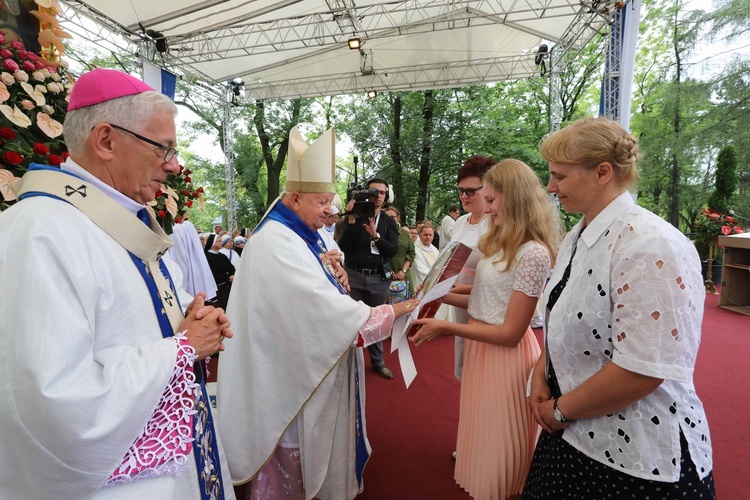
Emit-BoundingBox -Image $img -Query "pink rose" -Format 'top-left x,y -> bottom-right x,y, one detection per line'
2,59 -> 19,72
9,41 -> 23,50
34,60 -> 45,70
20,99 -> 34,110
0,49 -> 12,59
22,61 -> 35,72
17,50 -> 29,60
25,51 -> 37,61
0,34 -> 6,44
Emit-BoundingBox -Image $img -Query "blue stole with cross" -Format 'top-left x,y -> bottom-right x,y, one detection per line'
19,163 -> 225,499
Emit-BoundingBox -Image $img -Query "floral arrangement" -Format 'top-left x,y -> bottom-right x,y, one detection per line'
0,31 -> 70,210
147,165 -> 205,234
692,208 -> 744,260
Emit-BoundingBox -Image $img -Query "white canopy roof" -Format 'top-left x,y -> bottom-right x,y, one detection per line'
61,0 -> 610,99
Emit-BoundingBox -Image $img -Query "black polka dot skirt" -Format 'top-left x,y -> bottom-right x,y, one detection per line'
522,430 -> 715,499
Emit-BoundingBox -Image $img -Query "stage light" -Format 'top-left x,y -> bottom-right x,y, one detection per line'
348,37 -> 361,50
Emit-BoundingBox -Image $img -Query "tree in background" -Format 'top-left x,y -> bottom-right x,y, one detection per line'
708,145 -> 738,214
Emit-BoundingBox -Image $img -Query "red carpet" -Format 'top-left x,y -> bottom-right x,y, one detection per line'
361,292 -> 749,499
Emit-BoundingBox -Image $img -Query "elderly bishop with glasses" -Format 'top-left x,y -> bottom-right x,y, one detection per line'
0,69 -> 235,499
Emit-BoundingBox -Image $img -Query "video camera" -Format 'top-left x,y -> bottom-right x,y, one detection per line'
346,183 -> 379,220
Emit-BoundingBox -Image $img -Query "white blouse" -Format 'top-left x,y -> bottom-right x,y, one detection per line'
545,191 -> 712,482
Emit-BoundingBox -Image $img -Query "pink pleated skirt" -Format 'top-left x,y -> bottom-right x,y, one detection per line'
454,325 -> 541,499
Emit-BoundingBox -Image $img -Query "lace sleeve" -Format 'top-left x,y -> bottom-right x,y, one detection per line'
107,335 -> 197,486
512,244 -> 551,298
357,305 -> 395,347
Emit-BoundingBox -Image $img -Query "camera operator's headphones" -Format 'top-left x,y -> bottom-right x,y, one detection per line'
366,178 -> 395,205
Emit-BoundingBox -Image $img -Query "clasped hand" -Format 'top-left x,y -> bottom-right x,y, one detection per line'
527,371 -> 569,434
180,292 -> 233,360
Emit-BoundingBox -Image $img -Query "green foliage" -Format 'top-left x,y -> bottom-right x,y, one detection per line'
708,146 -> 738,213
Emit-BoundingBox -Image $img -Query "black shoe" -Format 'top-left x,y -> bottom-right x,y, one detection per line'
374,365 -> 394,379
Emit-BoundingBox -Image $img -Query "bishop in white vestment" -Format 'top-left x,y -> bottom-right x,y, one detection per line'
217,126 -> 418,500
0,69 -> 234,499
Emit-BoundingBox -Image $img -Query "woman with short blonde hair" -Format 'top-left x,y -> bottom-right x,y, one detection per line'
523,116 -> 714,499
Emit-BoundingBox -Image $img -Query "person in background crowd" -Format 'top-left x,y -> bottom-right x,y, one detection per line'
204,233 -> 235,309
523,116 -> 715,499
411,159 -> 559,500
233,236 -> 246,256
0,68 -> 234,499
385,206 -> 416,297
439,205 -> 461,251
411,221 -> 438,288
219,234 -> 240,265
339,178 -> 400,380
318,204 -> 344,263
409,226 -> 419,242
217,126 -> 418,499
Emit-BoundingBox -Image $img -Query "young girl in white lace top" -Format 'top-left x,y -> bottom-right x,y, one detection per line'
411,159 -> 560,500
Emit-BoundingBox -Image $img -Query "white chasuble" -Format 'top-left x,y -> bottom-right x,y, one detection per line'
0,169 -> 234,499
217,219 -> 372,500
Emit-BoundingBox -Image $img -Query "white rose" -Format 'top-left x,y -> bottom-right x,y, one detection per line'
40,68 -> 50,79
36,84 -> 48,93
50,73 -> 61,82
1,72 -> 14,85
14,70 -> 29,82
46,82 -> 59,93
32,70 -> 45,82
42,104 -> 54,114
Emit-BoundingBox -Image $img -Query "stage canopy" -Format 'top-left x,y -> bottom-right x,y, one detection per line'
60,0 -> 611,100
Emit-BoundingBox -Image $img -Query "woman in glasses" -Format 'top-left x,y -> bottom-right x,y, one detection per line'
449,155 -> 497,380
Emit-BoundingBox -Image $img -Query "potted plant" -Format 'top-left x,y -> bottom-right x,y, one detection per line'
691,208 -> 744,288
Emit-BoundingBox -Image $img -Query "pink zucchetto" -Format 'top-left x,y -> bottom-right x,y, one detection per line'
67,68 -> 154,111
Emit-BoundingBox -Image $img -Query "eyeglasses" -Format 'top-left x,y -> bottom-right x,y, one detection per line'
109,124 -> 179,163
458,186 -> 483,197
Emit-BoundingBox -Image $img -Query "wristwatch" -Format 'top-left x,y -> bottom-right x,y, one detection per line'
553,398 -> 569,423
372,232 -> 381,242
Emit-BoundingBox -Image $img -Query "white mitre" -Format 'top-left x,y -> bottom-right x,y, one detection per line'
286,126 -> 336,194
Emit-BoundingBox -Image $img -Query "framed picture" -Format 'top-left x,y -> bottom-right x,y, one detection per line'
1,0 -> 42,52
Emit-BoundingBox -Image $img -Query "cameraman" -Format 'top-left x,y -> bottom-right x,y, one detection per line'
339,178 -> 400,379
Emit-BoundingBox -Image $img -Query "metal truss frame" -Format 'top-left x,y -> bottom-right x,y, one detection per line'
244,52 -> 542,99
600,5 -> 624,123
162,0 -> 584,68
546,0 -> 618,131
